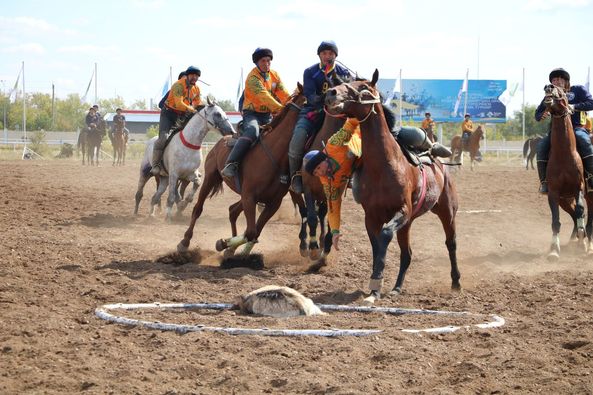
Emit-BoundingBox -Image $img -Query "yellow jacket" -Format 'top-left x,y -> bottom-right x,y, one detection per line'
165,76 -> 202,113
462,119 -> 474,133
585,117 -> 592,132
242,68 -> 290,113
320,118 -> 362,234
421,118 -> 435,130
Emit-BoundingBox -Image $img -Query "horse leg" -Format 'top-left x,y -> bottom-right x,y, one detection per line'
304,192 -> 320,259
547,194 -> 562,260
318,200 -> 328,252
165,175 -> 180,222
288,191 -> 308,257
586,195 -> 593,253
177,168 -> 222,253
363,221 -> 394,305
175,180 -> 190,216
574,191 -> 587,252
228,200 -> 243,237
216,197 -> 255,254
432,202 -> 461,291
134,173 -> 151,215
149,175 -> 169,217
240,196 -> 284,255
391,224 -> 413,295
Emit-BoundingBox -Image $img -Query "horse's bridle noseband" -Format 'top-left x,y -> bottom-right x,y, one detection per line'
340,83 -> 382,123
544,85 -> 573,119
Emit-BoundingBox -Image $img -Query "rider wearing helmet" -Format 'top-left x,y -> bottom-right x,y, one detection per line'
222,48 -> 290,178
303,117 -> 362,251
535,68 -> 593,193
151,65 -> 203,175
288,40 -> 353,194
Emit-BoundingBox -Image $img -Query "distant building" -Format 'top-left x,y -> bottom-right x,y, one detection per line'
104,110 -> 242,135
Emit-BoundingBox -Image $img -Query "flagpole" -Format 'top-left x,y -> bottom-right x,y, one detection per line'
398,68 -> 403,127
463,68 -> 469,116
22,61 -> 26,145
2,80 -> 7,143
169,66 -> 173,87
94,62 -> 97,104
522,67 -> 525,141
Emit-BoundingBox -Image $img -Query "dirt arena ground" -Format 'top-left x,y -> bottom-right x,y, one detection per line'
1,156 -> 592,394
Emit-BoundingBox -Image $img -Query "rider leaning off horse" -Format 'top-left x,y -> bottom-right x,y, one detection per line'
303,106 -> 452,250
535,68 -> 593,194
221,47 -> 291,178
288,40 -> 353,194
151,65 -> 202,176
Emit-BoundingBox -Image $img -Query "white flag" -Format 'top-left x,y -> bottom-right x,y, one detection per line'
461,69 -> 469,93
160,75 -> 170,97
498,82 -> 519,106
586,67 -> 590,92
235,67 -> 244,111
8,66 -> 22,103
80,68 -> 95,104
383,78 -> 400,105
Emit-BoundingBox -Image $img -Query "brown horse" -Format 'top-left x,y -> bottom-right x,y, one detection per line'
324,70 -> 460,304
541,84 -> 592,259
177,84 -> 307,256
523,135 -> 542,170
111,127 -> 127,166
78,118 -> 106,166
425,123 -> 436,143
450,125 -> 484,170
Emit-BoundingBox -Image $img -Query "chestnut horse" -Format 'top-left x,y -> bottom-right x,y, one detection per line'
450,125 -> 484,170
325,70 -> 460,304
78,118 -> 106,166
522,135 -> 542,170
541,84 -> 592,259
177,84 -> 307,256
111,127 -> 127,166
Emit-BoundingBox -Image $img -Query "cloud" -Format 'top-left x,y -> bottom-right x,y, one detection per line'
2,43 -> 45,54
523,0 -> 590,11
0,16 -> 76,35
57,45 -> 119,54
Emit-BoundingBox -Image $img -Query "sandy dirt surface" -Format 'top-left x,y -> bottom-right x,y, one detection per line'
1,158 -> 592,394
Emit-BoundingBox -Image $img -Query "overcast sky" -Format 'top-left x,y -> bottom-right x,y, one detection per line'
1,0 -> 592,116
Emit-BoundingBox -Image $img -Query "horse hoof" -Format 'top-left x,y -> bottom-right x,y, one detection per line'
305,257 -> 326,273
547,251 -> 559,262
451,283 -> 462,292
215,239 -> 228,252
299,248 -> 308,258
362,295 -> 376,305
177,241 -> 188,253
309,248 -> 321,261
223,248 -> 235,259
389,289 -> 401,296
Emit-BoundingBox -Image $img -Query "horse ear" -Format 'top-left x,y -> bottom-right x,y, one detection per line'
297,82 -> 303,93
207,96 -> 213,106
371,69 -> 379,87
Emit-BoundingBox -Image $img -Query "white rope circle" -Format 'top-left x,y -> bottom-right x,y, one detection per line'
95,302 -> 505,337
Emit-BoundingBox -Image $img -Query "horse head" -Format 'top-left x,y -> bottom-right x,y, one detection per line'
201,99 -> 236,136
324,69 -> 381,120
474,125 -> 485,140
543,84 -> 573,118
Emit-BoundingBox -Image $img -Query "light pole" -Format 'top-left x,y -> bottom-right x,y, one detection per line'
1,80 -> 6,143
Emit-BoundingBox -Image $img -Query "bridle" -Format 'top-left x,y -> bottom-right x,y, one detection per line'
544,85 -> 573,119
325,83 -> 382,123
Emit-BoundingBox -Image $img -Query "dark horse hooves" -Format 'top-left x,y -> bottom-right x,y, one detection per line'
215,239 -> 228,252
305,257 -> 327,273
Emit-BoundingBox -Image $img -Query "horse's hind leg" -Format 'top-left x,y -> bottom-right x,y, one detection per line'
289,191 -> 309,257
150,175 -> 169,217
243,196 -> 284,255
392,224 -> 413,295
134,173 -> 152,215
304,192 -> 320,260
432,202 -> 461,291
229,200 -> 243,237
364,221 -> 394,304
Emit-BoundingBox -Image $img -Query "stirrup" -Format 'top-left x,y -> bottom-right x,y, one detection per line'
289,172 -> 303,194
221,162 -> 239,178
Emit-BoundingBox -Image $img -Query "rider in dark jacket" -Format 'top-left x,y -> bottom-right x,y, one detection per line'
535,68 -> 593,193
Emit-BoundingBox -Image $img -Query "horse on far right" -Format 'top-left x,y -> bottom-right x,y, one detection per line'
523,135 -> 542,170
450,125 -> 484,171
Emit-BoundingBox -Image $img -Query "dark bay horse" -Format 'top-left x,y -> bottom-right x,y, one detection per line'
523,135 -> 542,170
541,84 -> 592,259
78,118 -> 106,166
450,125 -> 484,170
177,84 -> 307,256
325,70 -> 460,304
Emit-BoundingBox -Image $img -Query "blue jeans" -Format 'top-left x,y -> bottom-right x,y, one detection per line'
289,111 -> 325,161
536,127 -> 593,162
241,110 -> 272,142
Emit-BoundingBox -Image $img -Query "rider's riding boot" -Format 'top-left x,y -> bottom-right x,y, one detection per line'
221,137 -> 252,178
417,130 -> 452,158
150,148 -> 164,176
581,155 -> 593,191
289,155 -> 303,194
537,160 -> 548,194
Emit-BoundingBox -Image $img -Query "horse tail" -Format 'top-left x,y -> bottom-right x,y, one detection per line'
208,178 -> 224,199
522,138 -> 531,158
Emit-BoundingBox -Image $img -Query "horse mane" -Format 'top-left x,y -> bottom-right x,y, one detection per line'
170,106 -> 204,134
381,103 -> 396,132
261,90 -> 302,135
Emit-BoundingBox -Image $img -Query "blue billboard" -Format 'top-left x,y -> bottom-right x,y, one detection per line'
377,79 -> 507,123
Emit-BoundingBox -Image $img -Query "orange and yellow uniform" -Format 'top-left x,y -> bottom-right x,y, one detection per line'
242,68 -> 290,113
320,118 -> 362,234
165,76 -> 202,113
421,118 -> 435,130
462,119 -> 474,133
585,117 -> 592,133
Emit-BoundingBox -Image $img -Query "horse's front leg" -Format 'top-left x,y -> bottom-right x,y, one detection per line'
574,191 -> 587,252
304,192 -> 320,259
228,200 -> 243,237
165,176 -> 180,222
547,194 -> 562,260
134,173 -> 151,215
363,220 -> 394,305
150,175 -> 169,217
178,176 -> 199,216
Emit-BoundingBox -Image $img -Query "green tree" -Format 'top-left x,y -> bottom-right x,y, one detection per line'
215,99 -> 235,112
55,94 -> 88,131
97,96 -> 125,115
130,99 -> 147,110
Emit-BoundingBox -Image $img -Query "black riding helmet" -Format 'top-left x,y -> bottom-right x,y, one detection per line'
317,40 -> 338,56
185,66 -> 201,77
549,68 -> 570,83
252,48 -> 273,63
